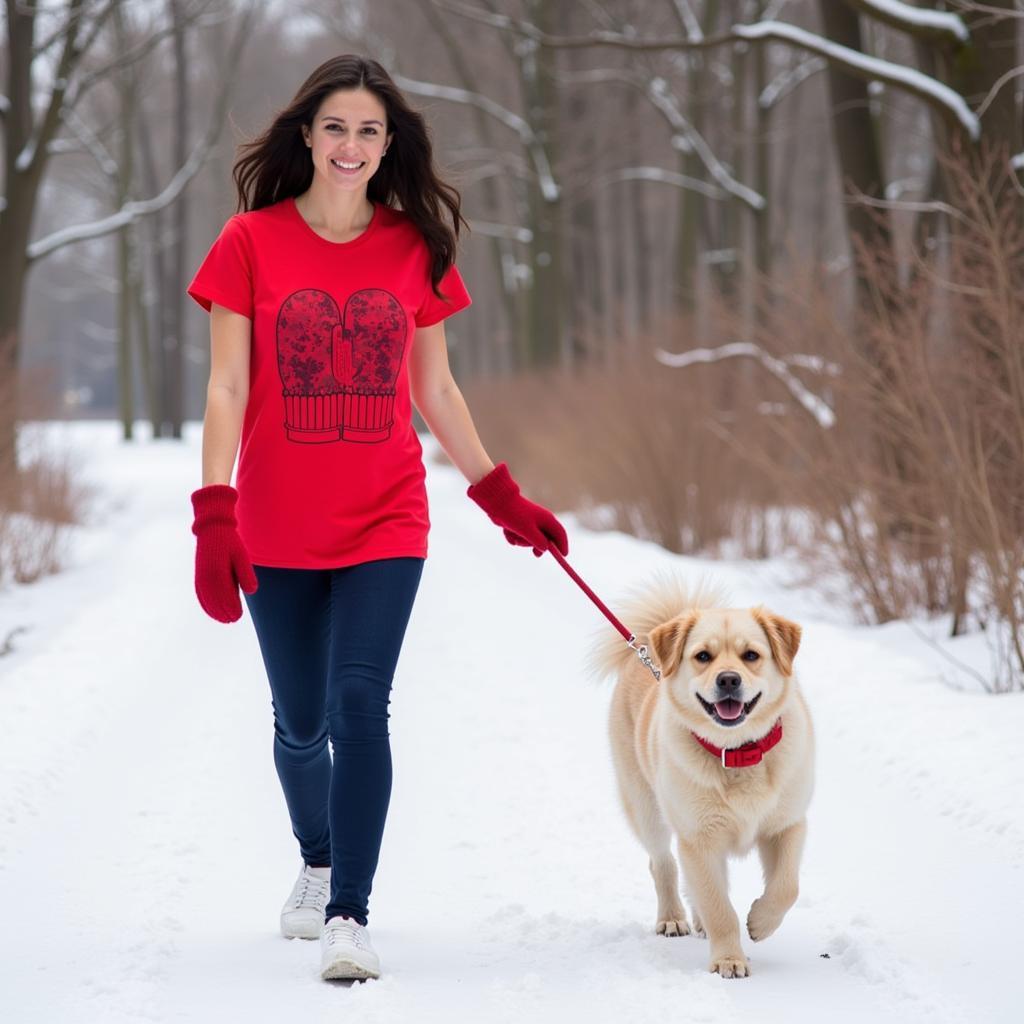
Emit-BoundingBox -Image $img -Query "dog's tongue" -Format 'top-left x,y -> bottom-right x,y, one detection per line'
715,699 -> 745,720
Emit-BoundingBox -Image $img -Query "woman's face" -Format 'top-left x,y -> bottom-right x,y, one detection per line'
302,87 -> 393,193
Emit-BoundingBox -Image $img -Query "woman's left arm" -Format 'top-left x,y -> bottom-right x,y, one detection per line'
408,320 -> 494,486
409,319 -> 569,556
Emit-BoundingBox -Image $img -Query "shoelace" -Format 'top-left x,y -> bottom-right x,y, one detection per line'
326,918 -> 366,950
292,874 -> 329,911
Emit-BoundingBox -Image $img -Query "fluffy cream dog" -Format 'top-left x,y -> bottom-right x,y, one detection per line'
591,576 -> 813,978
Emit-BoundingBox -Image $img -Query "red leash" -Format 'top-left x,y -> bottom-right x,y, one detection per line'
546,545 -> 661,680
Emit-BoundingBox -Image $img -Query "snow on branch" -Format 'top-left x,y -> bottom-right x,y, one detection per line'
26,3 -> 258,263
467,219 -> 533,243
760,56 -> 827,109
654,342 -> 837,429
434,2 -> 980,141
669,0 -> 703,41
559,68 -> 763,209
843,0 -> 969,45
733,21 -> 980,140
390,70 -> 559,202
28,134 -> 210,263
648,77 -> 765,210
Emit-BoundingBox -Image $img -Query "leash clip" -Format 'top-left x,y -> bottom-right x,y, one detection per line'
627,634 -> 661,681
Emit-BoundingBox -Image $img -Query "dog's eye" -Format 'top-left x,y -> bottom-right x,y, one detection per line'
694,651 -> 711,663
742,650 -> 760,662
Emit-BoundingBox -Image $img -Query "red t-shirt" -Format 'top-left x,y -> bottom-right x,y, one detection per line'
187,196 -> 472,568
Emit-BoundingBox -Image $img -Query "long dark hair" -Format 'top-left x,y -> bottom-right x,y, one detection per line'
233,54 -> 467,296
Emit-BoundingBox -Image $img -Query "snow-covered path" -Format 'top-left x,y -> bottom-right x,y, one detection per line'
1,424 -> 1020,1023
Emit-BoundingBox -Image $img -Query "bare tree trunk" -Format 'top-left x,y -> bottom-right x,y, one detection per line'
114,1 -> 136,441
711,11 -> 744,302
0,1 -> 94,475
751,1 -> 772,322
523,0 -> 565,368
135,96 -> 165,439
816,1 -> 892,285
418,0 -> 521,376
164,0 -> 190,438
671,1 -> 712,317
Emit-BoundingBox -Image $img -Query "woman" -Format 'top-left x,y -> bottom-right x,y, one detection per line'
187,54 -> 568,982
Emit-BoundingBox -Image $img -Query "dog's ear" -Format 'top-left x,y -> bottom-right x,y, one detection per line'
751,607 -> 802,676
648,611 -> 699,679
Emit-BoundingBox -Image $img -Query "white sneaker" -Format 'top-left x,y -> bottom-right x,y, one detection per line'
320,915 -> 381,980
280,864 -> 330,940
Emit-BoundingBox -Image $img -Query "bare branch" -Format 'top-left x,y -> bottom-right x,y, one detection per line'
389,69 -> 560,201
946,1 -> 1024,22
759,55 -> 827,109
467,219 -> 532,243
17,4 -> 94,172
431,2 -> 981,139
581,165 -> 728,200
669,0 -> 703,40
26,0 -> 258,263
430,0 -> 729,50
63,0 -> 216,113
733,21 -> 980,139
557,67 -> 764,209
975,63 -> 1024,120
56,104 -> 118,177
654,342 -> 837,428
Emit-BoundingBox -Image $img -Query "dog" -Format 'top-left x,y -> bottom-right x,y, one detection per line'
591,574 -> 813,978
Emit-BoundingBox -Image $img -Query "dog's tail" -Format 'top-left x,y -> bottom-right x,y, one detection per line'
584,571 -> 731,684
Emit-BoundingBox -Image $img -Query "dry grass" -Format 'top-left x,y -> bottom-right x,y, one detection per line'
460,149 -> 1023,691
0,334 -> 92,589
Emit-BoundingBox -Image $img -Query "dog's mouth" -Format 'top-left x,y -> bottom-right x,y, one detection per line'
697,692 -> 762,726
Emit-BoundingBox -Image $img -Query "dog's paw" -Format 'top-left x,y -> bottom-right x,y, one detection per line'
747,896 -> 785,942
710,952 -> 750,979
655,917 -> 691,937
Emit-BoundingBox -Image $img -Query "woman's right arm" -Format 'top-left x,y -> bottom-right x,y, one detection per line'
201,303 -> 252,487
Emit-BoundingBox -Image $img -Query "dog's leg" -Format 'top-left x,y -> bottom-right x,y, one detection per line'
677,838 -> 748,978
747,818 -> 806,942
622,789 -> 690,936
648,846 -> 689,937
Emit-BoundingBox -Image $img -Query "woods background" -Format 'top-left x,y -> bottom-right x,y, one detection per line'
2,0 -> 1022,689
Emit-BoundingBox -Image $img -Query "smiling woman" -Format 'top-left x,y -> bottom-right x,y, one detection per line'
297,90 -> 392,232
183,53 -> 569,985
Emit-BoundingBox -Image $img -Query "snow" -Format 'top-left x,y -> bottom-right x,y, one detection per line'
732,21 -> 980,141
648,77 -> 766,211
855,0 -> 969,43
654,342 -> 836,428
1,422 -> 1021,1023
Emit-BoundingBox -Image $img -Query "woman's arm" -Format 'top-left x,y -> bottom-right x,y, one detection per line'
408,320 -> 494,485
201,303 -> 252,486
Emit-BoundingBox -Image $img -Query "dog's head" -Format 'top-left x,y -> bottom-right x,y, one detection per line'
648,605 -> 801,735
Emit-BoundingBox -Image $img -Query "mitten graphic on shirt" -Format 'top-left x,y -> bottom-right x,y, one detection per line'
276,287 -> 407,444
277,289 -> 345,443
337,288 -> 407,443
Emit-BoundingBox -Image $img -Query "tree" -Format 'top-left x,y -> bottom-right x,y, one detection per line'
0,0 -> 254,477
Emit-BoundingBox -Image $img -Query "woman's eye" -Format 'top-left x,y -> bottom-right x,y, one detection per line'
362,128 -> 377,134
742,650 -> 760,662
695,651 -> 711,663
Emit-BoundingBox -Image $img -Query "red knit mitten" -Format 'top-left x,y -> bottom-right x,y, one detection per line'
190,485 -> 258,623
467,463 -> 569,558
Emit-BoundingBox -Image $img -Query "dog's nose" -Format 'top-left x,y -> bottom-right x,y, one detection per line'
715,671 -> 742,693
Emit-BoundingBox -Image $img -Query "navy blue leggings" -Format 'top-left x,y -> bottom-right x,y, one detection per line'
243,557 -> 424,926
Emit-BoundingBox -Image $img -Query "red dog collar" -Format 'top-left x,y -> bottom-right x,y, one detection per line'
692,719 -> 783,768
